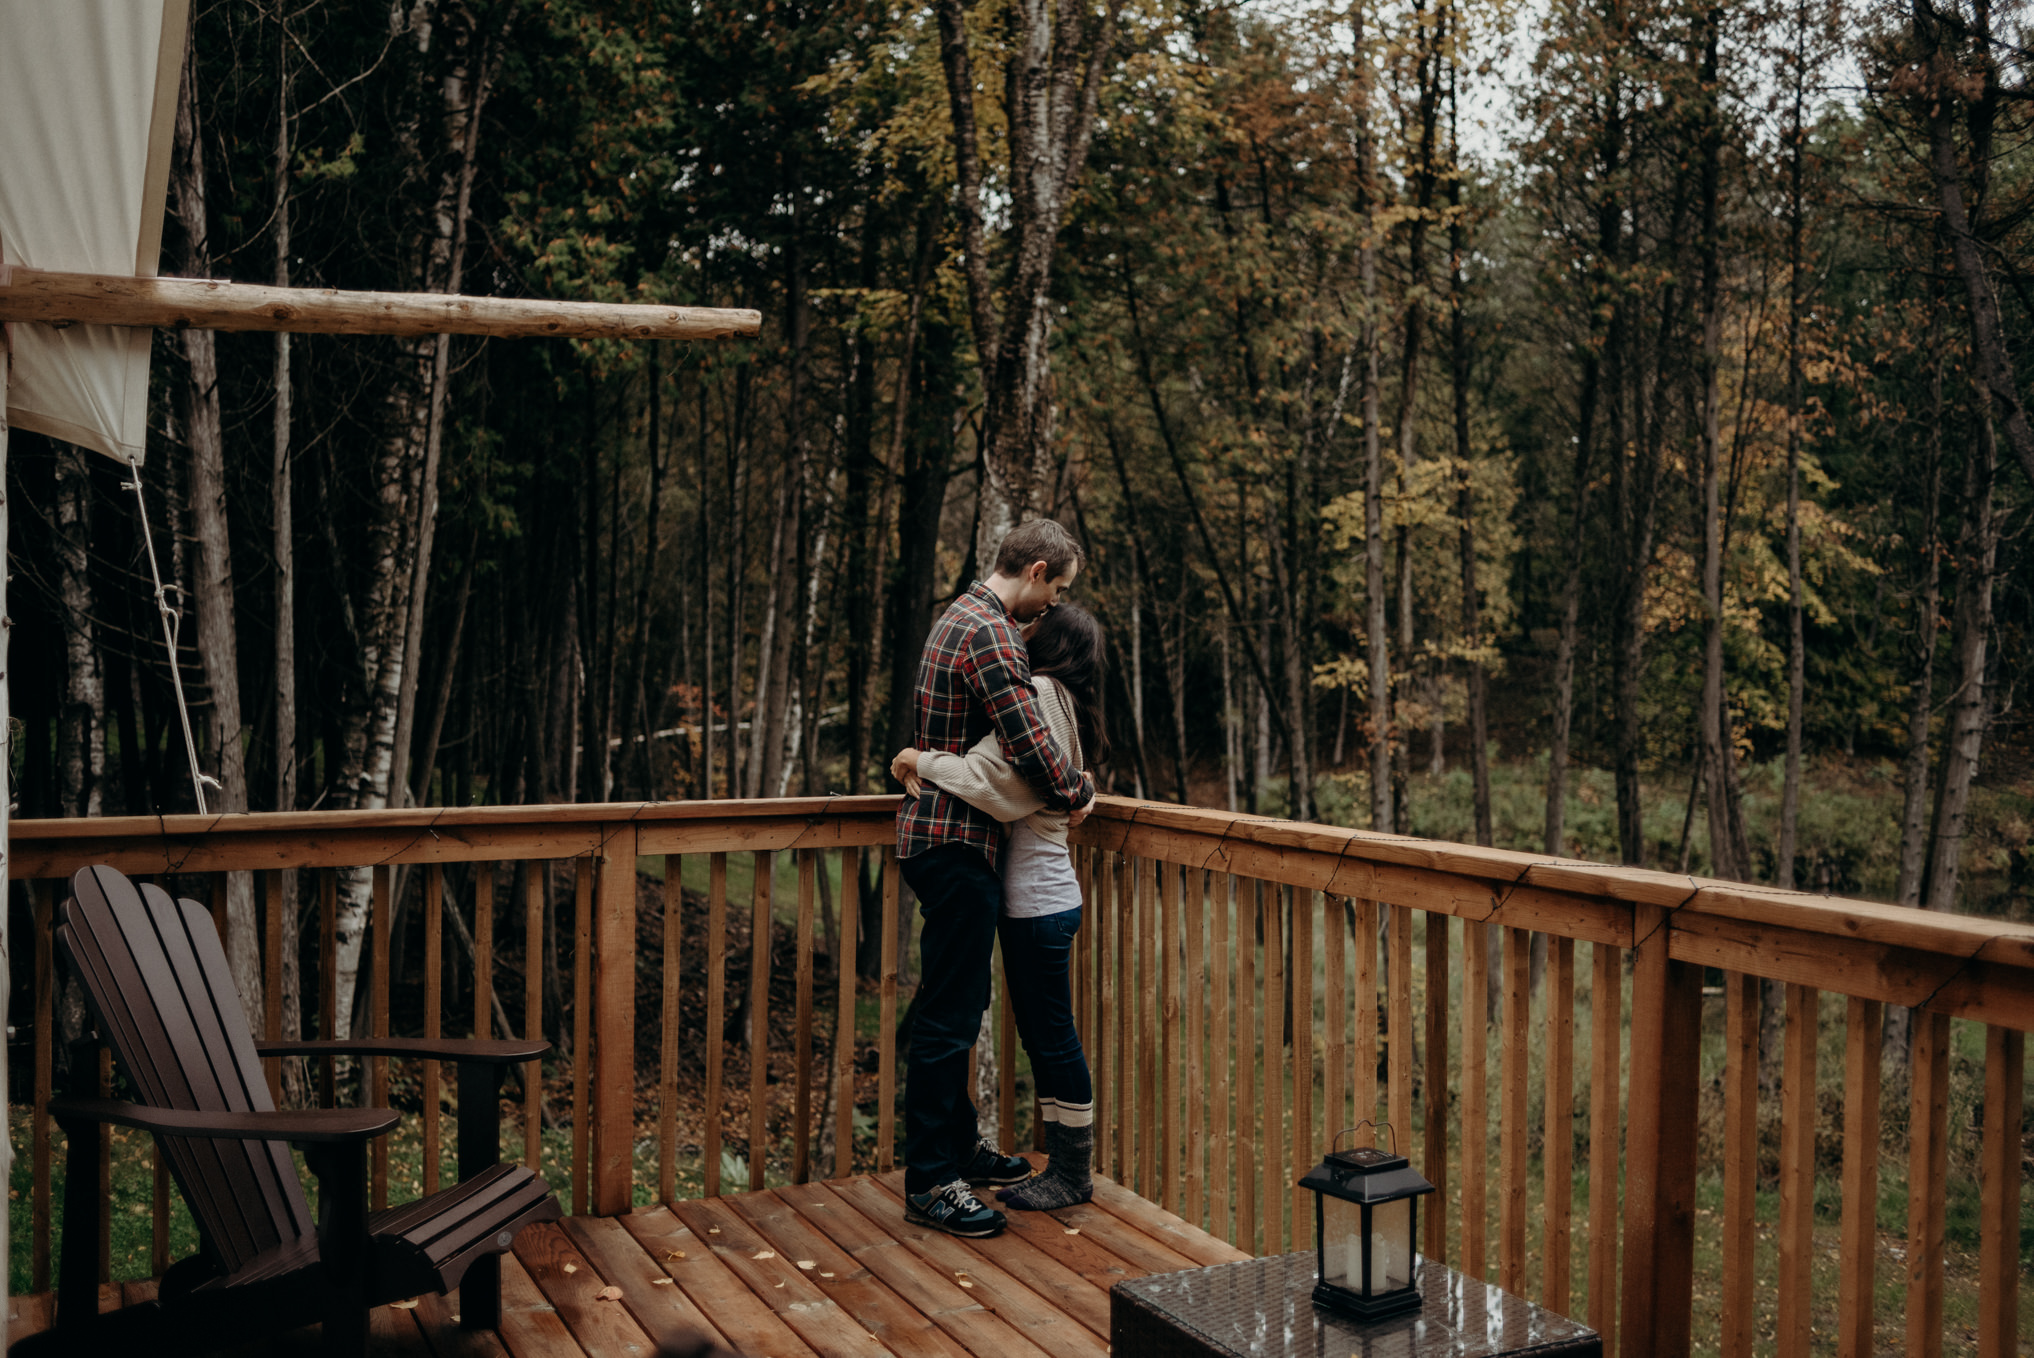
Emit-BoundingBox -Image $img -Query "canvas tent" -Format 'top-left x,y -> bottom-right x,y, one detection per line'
0,0 -> 756,1313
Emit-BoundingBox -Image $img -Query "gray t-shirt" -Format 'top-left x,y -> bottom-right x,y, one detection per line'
1001,819 -> 1083,919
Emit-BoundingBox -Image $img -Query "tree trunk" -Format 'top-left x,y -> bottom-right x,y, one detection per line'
389,15 -> 501,807
1914,0 -> 2034,494
172,36 -> 259,1014
937,0 -> 1121,562
1777,29 -> 1809,890
54,446 -> 105,818
1920,396 -> 1998,913
271,12 -> 303,1080
1357,7 -> 1391,835
1896,306 -> 1947,907
1450,75 -> 1491,849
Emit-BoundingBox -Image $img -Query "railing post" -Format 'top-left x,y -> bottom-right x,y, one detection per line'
1618,900 -> 1700,1358
593,826 -> 638,1214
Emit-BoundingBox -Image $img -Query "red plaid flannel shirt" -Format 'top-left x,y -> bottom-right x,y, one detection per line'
896,582 -> 1094,867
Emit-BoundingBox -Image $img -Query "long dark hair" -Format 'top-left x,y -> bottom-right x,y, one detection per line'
1026,603 -> 1106,767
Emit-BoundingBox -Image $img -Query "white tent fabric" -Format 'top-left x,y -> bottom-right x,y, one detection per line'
0,0 -> 187,465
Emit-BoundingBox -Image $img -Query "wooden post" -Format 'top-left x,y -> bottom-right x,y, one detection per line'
749,851 -> 773,1190
1423,908 -> 1451,1262
1776,983 -> 1817,1358
1209,871 -> 1232,1246
424,865 -> 444,1194
1587,941 -> 1621,1353
1905,1009 -> 1950,1358
877,849 -> 899,1173
1500,926 -> 1529,1295
795,850 -> 815,1182
1235,876 -> 1258,1255
1618,903 -> 1700,1358
594,833 -> 637,1214
704,853 -> 728,1194
31,879 -> 53,1293
661,856 -> 683,1203
1544,933 -> 1575,1313
1977,1024 -> 2025,1358
370,865 -> 392,1212
1291,886 -> 1314,1250
571,857 -> 593,1215
1836,997 -> 1882,1358
834,847 -> 860,1180
319,868 -> 338,1106
1462,910 -> 1489,1280
524,863 -> 545,1171
264,869 -> 284,1103
1720,971 -> 1759,1358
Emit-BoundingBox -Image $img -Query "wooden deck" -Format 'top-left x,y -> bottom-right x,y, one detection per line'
7,1161 -> 1250,1357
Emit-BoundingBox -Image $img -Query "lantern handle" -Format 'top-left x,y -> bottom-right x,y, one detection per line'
1333,1120 -> 1396,1155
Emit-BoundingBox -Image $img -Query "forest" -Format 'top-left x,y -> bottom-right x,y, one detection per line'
8,0 -> 2031,998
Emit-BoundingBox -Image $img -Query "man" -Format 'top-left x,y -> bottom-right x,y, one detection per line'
895,520 -> 1096,1237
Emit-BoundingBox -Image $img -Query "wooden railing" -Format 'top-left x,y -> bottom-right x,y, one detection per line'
9,795 -> 2032,1357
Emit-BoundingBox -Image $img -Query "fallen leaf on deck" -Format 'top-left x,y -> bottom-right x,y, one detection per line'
449,1315 -> 459,1323
562,1262 -> 578,1274
1064,1227 -> 1080,1235
958,1279 -> 975,1289
707,1226 -> 721,1234
820,1272 -> 835,1279
389,1299 -> 419,1310
651,1278 -> 673,1287
753,1250 -> 776,1260
596,1286 -> 623,1302
664,1249 -> 687,1261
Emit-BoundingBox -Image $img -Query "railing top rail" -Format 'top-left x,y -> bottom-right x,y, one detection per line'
12,793 -> 2032,1021
8,795 -> 901,879
11,794 -> 901,841
1076,799 -> 2034,995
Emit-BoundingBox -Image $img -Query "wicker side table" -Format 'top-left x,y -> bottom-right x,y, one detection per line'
1111,1253 -> 1602,1358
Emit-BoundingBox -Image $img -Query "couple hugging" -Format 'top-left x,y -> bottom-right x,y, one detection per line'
891,519 -> 1103,1239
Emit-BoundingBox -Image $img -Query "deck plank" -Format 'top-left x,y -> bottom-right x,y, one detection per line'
833,1177 -> 1111,1347
785,1179 -> 1098,1358
619,1206 -> 823,1358
672,1194 -> 915,1358
511,1220 -> 659,1358
560,1215 -> 734,1356
496,1250 -> 587,1358
370,1293 -> 436,1358
729,1184 -> 1050,1358
1087,1171 -> 1253,1266
874,1169 -> 1146,1290
13,1168 -> 1252,1358
411,1288 -> 511,1358
873,1168 -> 1198,1277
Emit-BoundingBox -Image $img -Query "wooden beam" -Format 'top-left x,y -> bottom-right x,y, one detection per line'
0,266 -> 760,340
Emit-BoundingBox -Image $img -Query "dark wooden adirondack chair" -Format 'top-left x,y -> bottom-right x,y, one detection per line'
19,865 -> 562,1357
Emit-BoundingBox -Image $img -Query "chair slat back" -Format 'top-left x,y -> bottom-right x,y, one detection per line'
58,866 -> 315,1277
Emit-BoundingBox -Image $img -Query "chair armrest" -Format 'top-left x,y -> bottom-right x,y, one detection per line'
48,1096 -> 400,1144
255,1037 -> 549,1064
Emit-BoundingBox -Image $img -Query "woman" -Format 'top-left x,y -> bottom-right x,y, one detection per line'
890,602 -> 1104,1210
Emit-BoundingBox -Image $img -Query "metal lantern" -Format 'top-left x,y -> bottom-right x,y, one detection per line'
1298,1123 -> 1435,1320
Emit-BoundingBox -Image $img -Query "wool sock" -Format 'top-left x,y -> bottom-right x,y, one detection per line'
1000,1106 -> 1093,1210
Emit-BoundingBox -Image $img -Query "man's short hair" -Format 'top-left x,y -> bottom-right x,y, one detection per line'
994,519 -> 1085,580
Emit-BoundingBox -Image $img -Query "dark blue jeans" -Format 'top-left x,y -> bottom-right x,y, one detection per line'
899,844 -> 1002,1193
999,907 -> 1091,1108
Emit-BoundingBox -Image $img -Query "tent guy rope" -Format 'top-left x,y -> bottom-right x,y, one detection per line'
124,452 -> 217,815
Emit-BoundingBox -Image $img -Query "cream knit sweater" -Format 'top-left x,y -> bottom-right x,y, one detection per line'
917,675 -> 1084,847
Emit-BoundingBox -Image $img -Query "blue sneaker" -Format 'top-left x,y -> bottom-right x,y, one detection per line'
903,1179 -> 1005,1237
961,1138 -> 1033,1187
